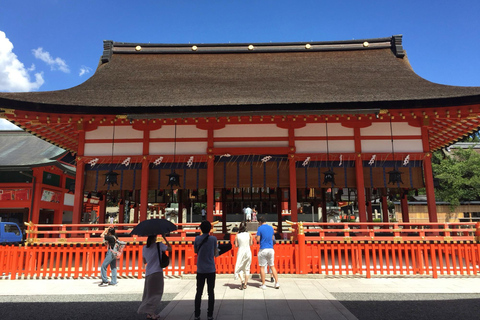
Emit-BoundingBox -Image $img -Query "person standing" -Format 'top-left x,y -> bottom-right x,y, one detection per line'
244,205 -> 252,222
255,216 -> 279,290
194,221 -> 218,320
234,223 -> 253,289
201,207 -> 206,220
252,206 -> 257,222
99,227 -> 118,287
137,235 -> 172,320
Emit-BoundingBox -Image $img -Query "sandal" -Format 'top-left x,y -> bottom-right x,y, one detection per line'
243,283 -> 247,289
240,282 -> 244,290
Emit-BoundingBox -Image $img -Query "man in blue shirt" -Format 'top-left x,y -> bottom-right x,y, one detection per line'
194,221 -> 218,320
255,216 -> 279,290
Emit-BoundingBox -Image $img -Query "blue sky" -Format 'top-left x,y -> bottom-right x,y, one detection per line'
0,0 -> 479,129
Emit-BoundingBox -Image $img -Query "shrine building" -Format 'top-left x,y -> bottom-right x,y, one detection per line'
0,131 -> 76,226
1,35 -> 480,232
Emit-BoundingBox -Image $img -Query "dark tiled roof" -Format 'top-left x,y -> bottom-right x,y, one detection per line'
0,131 -> 70,169
1,35 -> 480,115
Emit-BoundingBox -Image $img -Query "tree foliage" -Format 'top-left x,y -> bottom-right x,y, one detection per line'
432,147 -> 480,211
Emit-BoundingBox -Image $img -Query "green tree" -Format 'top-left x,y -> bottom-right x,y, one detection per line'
432,147 -> 480,217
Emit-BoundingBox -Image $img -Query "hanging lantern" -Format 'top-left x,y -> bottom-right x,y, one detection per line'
104,170 -> 119,186
387,169 -> 403,185
323,169 -> 336,185
167,171 -> 181,188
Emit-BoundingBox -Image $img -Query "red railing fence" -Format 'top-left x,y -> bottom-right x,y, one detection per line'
1,221 -> 480,279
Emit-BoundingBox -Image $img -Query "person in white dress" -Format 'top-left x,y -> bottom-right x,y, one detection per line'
234,223 -> 253,289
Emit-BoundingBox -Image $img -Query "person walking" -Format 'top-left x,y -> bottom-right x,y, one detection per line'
194,220 -> 219,320
233,223 -> 253,290
255,216 -> 279,290
99,227 -> 118,287
137,235 -> 172,320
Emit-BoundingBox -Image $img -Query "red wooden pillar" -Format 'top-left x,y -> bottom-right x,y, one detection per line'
353,128 -> 367,222
288,155 -> 298,222
98,196 -> 106,223
140,158 -> 149,221
355,155 -> 367,222
400,192 -> 410,223
31,168 -> 43,224
381,196 -> 389,222
297,231 -> 306,274
53,209 -> 62,224
207,155 -> 214,222
73,130 -> 86,224
421,126 -> 438,222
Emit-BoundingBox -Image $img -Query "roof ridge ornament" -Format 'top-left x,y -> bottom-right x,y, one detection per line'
101,40 -> 114,63
392,35 -> 405,58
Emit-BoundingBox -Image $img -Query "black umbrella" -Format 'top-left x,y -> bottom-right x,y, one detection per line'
130,218 -> 177,236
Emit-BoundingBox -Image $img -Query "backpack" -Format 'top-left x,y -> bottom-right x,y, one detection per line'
111,239 -> 126,259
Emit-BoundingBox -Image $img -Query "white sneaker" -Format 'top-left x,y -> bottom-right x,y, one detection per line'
275,282 -> 280,289
260,284 -> 267,290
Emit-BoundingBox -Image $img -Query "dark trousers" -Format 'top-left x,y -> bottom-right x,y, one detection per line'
195,272 -> 216,318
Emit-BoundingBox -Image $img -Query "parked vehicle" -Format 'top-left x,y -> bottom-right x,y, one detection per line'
0,222 -> 23,244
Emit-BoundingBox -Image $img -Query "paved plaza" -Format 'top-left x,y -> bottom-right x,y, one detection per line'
1,275 -> 480,319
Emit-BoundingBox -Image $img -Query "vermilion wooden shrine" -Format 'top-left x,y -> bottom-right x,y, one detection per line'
0,131 -> 76,225
1,35 -> 480,230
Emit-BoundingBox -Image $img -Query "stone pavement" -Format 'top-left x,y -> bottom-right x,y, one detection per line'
2,275 -> 480,320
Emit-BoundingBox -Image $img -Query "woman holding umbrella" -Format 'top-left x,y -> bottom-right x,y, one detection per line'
137,234 -> 172,320
131,219 -> 177,319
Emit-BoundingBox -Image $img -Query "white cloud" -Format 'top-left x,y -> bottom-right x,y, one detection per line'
79,65 -> 92,76
0,31 -> 45,92
32,47 -> 70,73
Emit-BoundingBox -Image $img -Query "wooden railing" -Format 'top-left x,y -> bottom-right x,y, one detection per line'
1,221 -> 479,280
23,222 -> 204,244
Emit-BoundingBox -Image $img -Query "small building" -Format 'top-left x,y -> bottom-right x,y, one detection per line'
1,35 -> 480,231
0,131 -> 75,226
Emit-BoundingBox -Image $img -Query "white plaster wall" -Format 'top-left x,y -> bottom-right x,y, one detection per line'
85,125 -> 143,139
214,124 -> 287,137
361,122 -> 421,136
150,142 -> 207,155
391,139 -> 423,152
84,143 -> 143,156
361,139 -> 423,153
150,125 -> 208,139
214,141 -> 288,148
295,123 -> 354,137
63,193 -> 74,206
296,140 -> 355,153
